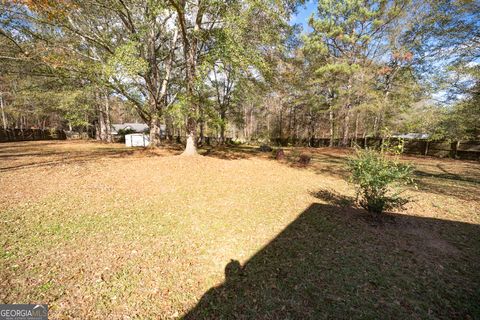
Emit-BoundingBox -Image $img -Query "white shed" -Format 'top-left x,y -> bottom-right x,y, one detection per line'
125,133 -> 150,147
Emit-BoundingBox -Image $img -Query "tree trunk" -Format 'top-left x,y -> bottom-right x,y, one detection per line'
181,50 -> 199,154
373,115 -> 379,137
266,113 -> 270,138
0,94 -> 7,130
104,90 -> 112,142
199,113 -> 204,146
243,104 -> 248,139
220,110 -> 226,144
165,115 -> 173,141
95,120 -> 100,140
329,108 -> 334,147
98,108 -> 107,141
353,112 -> 359,147
307,111 -> 315,147
250,106 -> 254,140
279,108 -> 283,141
342,76 -> 352,147
376,111 -> 384,138
96,91 -> 107,141
149,115 -> 161,147
181,118 -> 198,156
342,109 -> 350,147
176,4 -> 201,155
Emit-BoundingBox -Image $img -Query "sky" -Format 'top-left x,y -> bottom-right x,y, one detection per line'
289,0 -> 316,33
287,0 -> 475,106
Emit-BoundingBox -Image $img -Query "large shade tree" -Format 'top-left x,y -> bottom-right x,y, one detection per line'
2,0 -> 299,153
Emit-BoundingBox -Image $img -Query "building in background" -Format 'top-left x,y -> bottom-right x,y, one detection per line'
111,123 -> 149,135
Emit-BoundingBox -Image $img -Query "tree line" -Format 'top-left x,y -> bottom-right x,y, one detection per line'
0,0 -> 478,154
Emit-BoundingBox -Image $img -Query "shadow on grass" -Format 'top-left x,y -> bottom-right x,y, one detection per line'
414,170 -> 480,185
414,168 -> 480,202
183,203 -> 480,319
202,146 -> 480,203
201,146 -> 261,160
309,189 -> 355,208
0,151 -> 64,158
0,140 -> 200,172
0,147 -> 136,172
0,141 -> 62,148
414,179 -> 480,202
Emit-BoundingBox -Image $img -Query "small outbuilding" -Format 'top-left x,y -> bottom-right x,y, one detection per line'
125,133 -> 150,147
111,123 -> 149,135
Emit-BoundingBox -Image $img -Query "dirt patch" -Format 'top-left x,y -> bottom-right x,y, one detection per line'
402,226 -> 461,256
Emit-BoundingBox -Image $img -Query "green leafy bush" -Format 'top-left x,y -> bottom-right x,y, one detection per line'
229,139 -> 243,146
347,148 -> 414,215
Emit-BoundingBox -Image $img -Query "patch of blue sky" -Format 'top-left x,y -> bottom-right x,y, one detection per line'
290,0 -> 316,34
288,0 -> 478,106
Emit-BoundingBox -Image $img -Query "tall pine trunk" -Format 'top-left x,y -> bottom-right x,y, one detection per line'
0,94 -> 7,130
220,110 -> 226,145
198,107 -> 205,146
342,109 -> 350,147
342,77 -> 352,147
353,112 -> 359,147
329,108 -> 334,147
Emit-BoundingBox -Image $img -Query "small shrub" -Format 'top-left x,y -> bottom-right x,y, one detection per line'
298,154 -> 311,166
347,148 -> 414,215
275,149 -> 285,160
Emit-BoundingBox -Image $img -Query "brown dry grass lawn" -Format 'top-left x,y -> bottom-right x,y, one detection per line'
1,141 -> 479,319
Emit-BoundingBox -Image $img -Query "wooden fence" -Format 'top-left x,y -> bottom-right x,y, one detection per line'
269,137 -> 480,160
1,129 -> 478,160
0,129 -> 67,142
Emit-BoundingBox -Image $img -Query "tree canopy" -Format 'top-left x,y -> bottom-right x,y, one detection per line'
0,0 -> 478,151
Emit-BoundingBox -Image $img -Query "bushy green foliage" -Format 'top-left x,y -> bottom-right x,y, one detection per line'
229,139 -> 243,146
115,128 -> 139,142
347,148 -> 414,215
117,128 -> 137,136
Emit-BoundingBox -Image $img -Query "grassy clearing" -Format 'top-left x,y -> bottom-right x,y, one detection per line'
1,141 -> 479,319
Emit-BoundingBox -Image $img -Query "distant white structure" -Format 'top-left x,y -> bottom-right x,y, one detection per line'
393,133 -> 430,140
111,123 -> 149,135
125,133 -> 150,147
111,123 -> 167,137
